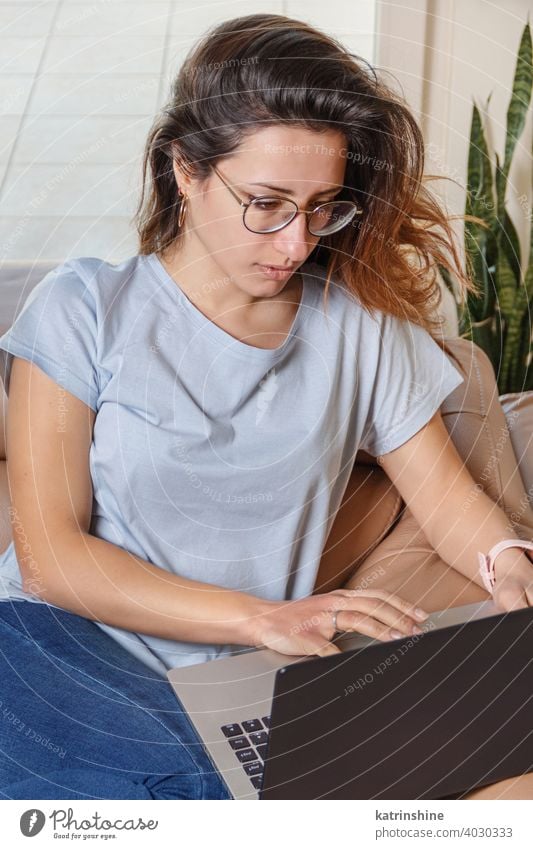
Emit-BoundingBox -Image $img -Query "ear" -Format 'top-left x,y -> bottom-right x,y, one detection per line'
172,160 -> 190,194
170,143 -> 192,194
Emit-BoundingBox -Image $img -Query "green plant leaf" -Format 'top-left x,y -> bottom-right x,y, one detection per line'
496,244 -> 519,322
496,22 -> 533,210
501,291 -> 529,391
466,103 -> 495,225
464,102 -> 497,323
514,69 -> 533,391
525,354 -> 533,391
498,209 -> 522,283
464,226 -> 496,321
512,307 -> 532,389
457,23 -> 532,392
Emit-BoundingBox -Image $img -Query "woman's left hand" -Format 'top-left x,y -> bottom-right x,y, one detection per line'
492,550 -> 533,611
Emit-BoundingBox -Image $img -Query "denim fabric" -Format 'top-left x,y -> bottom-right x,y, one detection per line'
0,601 -> 231,800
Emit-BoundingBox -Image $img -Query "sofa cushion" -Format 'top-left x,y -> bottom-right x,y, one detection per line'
315,463 -> 404,593
500,392 -> 533,509
0,261 -> 59,335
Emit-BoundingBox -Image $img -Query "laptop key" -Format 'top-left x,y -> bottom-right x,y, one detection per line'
256,743 -> 268,760
235,748 -> 257,763
228,735 -> 249,750
249,730 -> 268,746
244,761 -> 263,776
241,718 -> 263,733
262,716 -> 270,728
221,723 -> 243,738
250,775 -> 263,790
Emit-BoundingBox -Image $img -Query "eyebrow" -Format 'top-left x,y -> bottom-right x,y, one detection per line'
245,182 -> 343,197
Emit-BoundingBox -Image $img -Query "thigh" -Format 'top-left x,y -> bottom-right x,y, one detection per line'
342,505 -> 490,611
0,600 -> 230,800
316,463 -> 403,593
461,774 -> 533,799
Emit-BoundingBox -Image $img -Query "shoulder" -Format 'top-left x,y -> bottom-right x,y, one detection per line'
300,261 -> 454,368
20,257 -> 101,318
20,254 -> 150,333
35,253 -> 141,304
6,253 -> 150,354
301,260 -> 385,332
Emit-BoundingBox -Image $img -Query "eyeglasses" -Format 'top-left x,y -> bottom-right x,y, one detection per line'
211,164 -> 362,236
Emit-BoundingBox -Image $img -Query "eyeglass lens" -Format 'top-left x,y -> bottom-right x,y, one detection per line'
244,199 -> 359,235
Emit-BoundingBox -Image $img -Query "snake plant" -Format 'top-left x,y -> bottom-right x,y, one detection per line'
440,21 -> 533,393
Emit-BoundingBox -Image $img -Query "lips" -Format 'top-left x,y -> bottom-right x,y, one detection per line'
256,264 -> 296,281
258,264 -> 296,271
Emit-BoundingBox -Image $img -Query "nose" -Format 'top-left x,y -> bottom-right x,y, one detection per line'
271,210 -> 318,263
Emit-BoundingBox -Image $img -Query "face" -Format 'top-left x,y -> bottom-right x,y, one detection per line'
171,125 -> 348,300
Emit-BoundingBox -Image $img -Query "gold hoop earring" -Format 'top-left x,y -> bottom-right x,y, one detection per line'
178,192 -> 188,228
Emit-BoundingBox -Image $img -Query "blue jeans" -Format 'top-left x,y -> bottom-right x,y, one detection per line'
0,600 -> 232,800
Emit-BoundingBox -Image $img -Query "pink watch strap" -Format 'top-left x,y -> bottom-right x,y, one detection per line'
478,539 -> 533,594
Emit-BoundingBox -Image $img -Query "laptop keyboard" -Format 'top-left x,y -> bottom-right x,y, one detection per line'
220,715 -> 271,791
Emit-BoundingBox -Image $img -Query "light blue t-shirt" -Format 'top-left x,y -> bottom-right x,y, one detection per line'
0,253 -> 464,676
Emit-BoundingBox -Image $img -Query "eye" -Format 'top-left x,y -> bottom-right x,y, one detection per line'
253,198 -> 284,211
315,191 -> 343,206
247,192 -> 342,206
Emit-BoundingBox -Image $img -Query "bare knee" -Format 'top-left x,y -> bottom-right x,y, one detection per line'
462,773 -> 533,800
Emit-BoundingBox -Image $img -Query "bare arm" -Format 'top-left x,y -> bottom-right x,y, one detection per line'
6,357 -> 430,659
379,411 -> 533,594
7,357 -> 270,646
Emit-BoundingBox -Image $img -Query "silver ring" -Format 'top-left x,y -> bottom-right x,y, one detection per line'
331,609 -> 340,633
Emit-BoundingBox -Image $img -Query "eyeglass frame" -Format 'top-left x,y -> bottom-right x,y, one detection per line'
210,163 -> 363,236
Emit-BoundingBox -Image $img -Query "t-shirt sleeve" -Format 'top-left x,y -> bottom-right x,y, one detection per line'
0,262 -> 99,411
359,312 -> 465,456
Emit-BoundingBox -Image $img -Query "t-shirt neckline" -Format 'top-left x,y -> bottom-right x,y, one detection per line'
144,252 -> 310,361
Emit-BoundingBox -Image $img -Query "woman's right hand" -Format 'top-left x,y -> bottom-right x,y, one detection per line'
250,588 -> 430,658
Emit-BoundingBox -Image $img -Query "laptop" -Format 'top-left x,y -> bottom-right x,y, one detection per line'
167,599 -> 533,799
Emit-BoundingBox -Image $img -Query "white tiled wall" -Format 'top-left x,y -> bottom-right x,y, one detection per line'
0,0 -> 376,263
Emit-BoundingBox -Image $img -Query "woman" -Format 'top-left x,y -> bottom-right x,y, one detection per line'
0,13 -> 531,801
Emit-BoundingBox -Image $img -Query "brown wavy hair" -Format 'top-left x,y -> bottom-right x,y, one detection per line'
133,12 -> 481,370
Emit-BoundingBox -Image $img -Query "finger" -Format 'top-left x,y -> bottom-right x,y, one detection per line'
364,589 -> 430,621
494,582 -> 528,612
299,635 -> 342,658
329,588 -> 429,622
335,597 -> 425,637
335,608 -> 419,643
526,584 -> 533,608
328,588 -> 363,597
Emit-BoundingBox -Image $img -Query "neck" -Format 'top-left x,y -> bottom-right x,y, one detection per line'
157,237 -> 303,318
